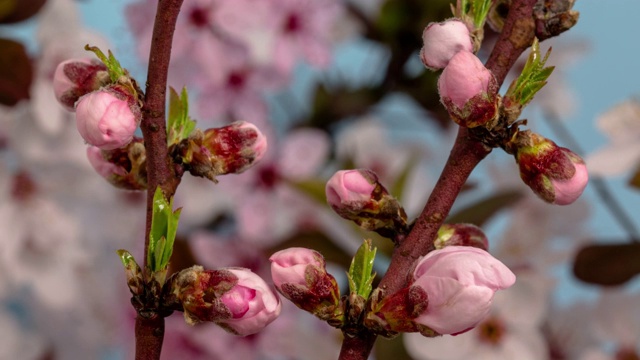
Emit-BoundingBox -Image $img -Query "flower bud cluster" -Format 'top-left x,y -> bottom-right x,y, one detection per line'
420,19 -> 499,129
510,130 -> 588,205
434,223 -> 489,251
176,121 -> 267,182
366,246 -> 515,336
270,248 -> 343,325
170,265 -> 281,336
325,169 -> 407,237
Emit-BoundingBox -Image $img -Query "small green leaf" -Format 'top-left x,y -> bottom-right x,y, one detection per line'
147,187 -> 182,274
472,0 -> 492,29
506,38 -> 555,107
167,87 -> 197,146
116,249 -> 144,295
347,239 -> 377,299
84,45 -> 126,83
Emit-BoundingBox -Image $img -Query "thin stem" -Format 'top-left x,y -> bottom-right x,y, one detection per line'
135,0 -> 184,359
337,0 -> 537,358
542,112 -> 640,241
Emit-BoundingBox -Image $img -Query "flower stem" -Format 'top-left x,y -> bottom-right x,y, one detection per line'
136,0 -> 184,359
337,0 -> 537,358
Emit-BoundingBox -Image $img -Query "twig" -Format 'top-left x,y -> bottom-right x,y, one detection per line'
337,0 -> 537,358
135,0 -> 185,359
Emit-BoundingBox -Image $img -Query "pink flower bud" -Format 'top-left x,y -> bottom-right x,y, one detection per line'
434,223 -> 489,251
75,87 -> 141,150
53,58 -> 109,111
86,139 -> 147,190
420,19 -> 473,70
325,169 -> 376,208
220,268 -> 281,336
325,169 -> 408,237
551,162 -> 588,205
181,121 -> 267,182
438,50 -> 498,128
174,266 -> 281,336
411,246 -> 515,335
270,247 -> 325,288
269,248 -> 343,323
513,131 -> 588,205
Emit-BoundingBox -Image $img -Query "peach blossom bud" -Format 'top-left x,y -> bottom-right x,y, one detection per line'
53,58 -> 108,111
551,162 -> 588,205
75,86 -> 141,150
434,223 -> 489,251
269,248 -> 343,323
410,246 -> 515,335
179,121 -> 267,182
175,266 -> 281,336
326,169 -> 376,208
438,50 -> 498,128
513,131 -> 588,205
420,19 -> 473,70
86,139 -> 147,190
325,169 -> 408,237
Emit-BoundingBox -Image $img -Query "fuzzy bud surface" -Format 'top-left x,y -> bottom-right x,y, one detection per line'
420,19 -> 473,70
75,86 -> 141,150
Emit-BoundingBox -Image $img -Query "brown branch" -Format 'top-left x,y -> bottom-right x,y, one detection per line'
135,0 -> 184,359
337,0 -> 537,358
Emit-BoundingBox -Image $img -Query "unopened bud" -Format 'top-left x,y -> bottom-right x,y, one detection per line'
53,58 -> 109,111
172,265 -> 281,336
438,50 -> 499,128
410,246 -> 514,335
512,131 -> 588,205
420,19 -> 473,70
269,248 -> 343,323
325,169 -> 407,237
86,138 -> 147,190
75,86 -> 141,150
434,223 -> 488,250
178,121 -> 267,182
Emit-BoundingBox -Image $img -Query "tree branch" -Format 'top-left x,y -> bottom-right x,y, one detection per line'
337,0 -> 537,358
135,0 -> 184,359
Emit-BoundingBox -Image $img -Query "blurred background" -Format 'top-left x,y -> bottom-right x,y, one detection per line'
0,0 -> 639,359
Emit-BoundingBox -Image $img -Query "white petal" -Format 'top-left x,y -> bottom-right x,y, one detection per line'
403,331 -> 476,360
596,99 -> 640,142
586,142 -> 640,176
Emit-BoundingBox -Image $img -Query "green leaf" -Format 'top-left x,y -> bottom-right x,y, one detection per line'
348,239 -> 377,299
84,45 -> 126,83
472,0 -> 492,29
506,38 -> 555,107
116,249 -> 144,295
147,187 -> 182,274
447,190 -> 523,226
167,87 -> 197,146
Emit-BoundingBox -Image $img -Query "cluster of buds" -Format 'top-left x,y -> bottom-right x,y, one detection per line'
169,265 -> 281,336
269,248 -> 343,325
325,169 -> 407,238
420,18 -> 499,129
86,138 -> 147,190
509,130 -> 588,205
175,121 -> 267,182
366,246 -> 515,336
54,56 -> 142,151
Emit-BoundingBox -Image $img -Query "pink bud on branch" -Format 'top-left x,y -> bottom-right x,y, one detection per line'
53,58 -> 109,111
434,223 -> 489,251
75,86 -> 142,150
177,121 -> 267,182
438,50 -> 499,128
86,139 -> 147,190
511,131 -> 588,205
410,246 -> 515,335
270,248 -> 343,324
172,266 -> 281,336
420,19 -> 473,70
326,169 -> 408,238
